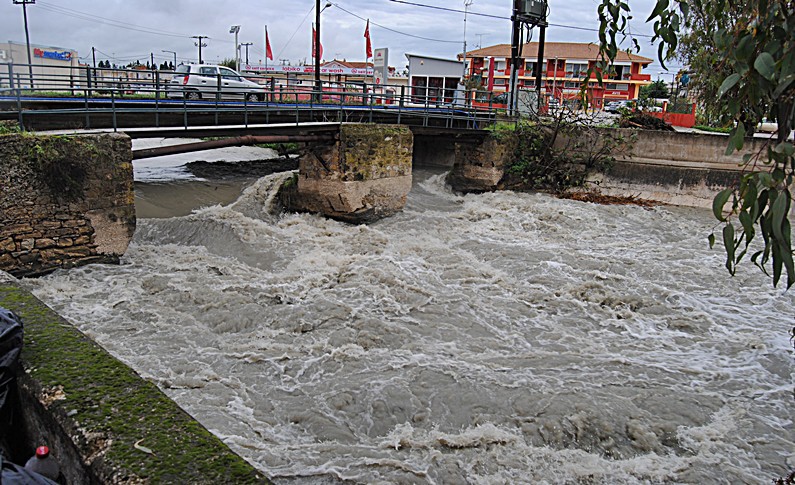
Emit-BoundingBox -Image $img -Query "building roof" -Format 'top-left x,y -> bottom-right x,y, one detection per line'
465,42 -> 653,65
323,59 -> 373,69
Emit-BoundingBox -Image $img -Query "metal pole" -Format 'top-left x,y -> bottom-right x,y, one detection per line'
162,50 -> 177,68
314,0 -> 321,102
14,0 -> 35,89
508,0 -> 521,116
535,23 -> 546,113
241,43 -> 253,65
463,0 -> 472,79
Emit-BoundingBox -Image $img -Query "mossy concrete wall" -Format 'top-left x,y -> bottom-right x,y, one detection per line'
0,133 -> 135,277
0,276 -> 270,484
284,124 -> 413,223
447,127 -> 775,209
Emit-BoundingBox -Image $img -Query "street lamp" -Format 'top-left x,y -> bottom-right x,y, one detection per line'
161,50 -> 177,69
12,0 -> 35,89
229,25 -> 240,71
314,1 -> 332,100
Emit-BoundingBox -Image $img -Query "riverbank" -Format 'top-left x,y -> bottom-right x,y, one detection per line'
0,273 -> 270,483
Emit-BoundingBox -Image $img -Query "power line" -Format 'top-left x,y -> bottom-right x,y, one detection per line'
387,0 -> 655,39
274,5 -> 316,62
332,2 -> 461,44
35,1 -> 192,39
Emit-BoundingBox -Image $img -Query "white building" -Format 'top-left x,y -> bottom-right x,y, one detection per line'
0,41 -> 83,90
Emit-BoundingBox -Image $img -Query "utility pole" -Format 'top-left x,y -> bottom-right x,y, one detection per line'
191,36 -> 208,64
13,0 -> 35,89
229,26 -> 240,71
462,0 -> 473,79
150,52 -> 155,70
314,0 -> 321,101
508,0 -> 521,114
241,42 -> 253,65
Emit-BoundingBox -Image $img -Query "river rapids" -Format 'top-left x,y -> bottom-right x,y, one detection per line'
24,169 -> 795,484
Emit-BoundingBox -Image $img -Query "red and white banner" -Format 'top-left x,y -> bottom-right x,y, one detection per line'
244,64 -> 374,76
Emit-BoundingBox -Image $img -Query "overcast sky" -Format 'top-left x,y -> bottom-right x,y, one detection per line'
0,0 -> 682,78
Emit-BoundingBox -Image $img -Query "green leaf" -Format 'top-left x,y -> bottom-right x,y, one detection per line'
742,182 -> 758,211
739,209 -> 755,245
708,233 -> 716,249
723,223 -> 736,274
718,73 -> 741,98
713,188 -> 733,221
773,74 -> 795,98
754,52 -> 777,81
770,190 -> 789,243
647,0 -> 670,22
774,142 -> 795,157
736,35 -> 754,61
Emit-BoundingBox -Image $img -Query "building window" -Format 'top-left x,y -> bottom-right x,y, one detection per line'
564,81 -> 579,88
493,78 -> 506,85
605,83 -> 629,91
566,63 -> 588,77
524,61 -> 537,74
496,60 -> 507,71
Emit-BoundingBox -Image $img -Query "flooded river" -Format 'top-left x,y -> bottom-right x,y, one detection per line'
24,168 -> 795,484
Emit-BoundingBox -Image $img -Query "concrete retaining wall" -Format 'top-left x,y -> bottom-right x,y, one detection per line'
0,133 -> 136,277
448,127 -> 780,210
586,128 -> 772,208
0,276 -> 269,484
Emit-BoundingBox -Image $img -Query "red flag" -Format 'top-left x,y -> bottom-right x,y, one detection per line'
265,29 -> 273,61
312,25 -> 323,60
364,20 -> 372,59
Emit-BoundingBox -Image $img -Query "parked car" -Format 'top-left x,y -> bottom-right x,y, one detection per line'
166,64 -> 264,101
605,100 -> 634,113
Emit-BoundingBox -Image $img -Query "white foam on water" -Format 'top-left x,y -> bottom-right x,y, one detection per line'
24,168 -> 795,484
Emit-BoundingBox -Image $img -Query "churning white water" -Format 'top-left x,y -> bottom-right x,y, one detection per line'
24,169 -> 795,484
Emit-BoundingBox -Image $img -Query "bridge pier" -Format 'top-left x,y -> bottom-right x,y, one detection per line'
282,124 -> 413,223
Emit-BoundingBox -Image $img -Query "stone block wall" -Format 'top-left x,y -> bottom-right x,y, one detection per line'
0,133 -> 135,277
447,132 -> 518,192
284,124 -> 413,223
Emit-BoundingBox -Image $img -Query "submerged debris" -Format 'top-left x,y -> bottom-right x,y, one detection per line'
619,113 -> 676,131
558,191 -> 658,207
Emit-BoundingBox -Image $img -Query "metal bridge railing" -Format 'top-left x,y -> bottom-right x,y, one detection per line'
0,63 -> 500,132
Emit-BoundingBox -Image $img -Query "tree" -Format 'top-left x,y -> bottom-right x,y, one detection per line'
219,58 -> 237,70
594,0 -> 794,289
639,79 -> 669,99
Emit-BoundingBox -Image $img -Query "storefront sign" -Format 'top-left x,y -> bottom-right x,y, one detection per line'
33,48 -> 72,62
245,64 -> 373,76
373,48 -> 388,86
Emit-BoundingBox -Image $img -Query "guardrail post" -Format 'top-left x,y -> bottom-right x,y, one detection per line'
154,70 -> 160,127
111,88 -> 117,132
86,66 -> 93,99
10,64 -> 23,130
268,77 -> 274,103
215,73 -> 221,126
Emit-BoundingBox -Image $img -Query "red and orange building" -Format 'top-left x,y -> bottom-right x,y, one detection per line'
463,42 -> 653,108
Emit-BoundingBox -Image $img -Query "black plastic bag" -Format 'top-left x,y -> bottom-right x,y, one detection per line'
0,307 -> 23,433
